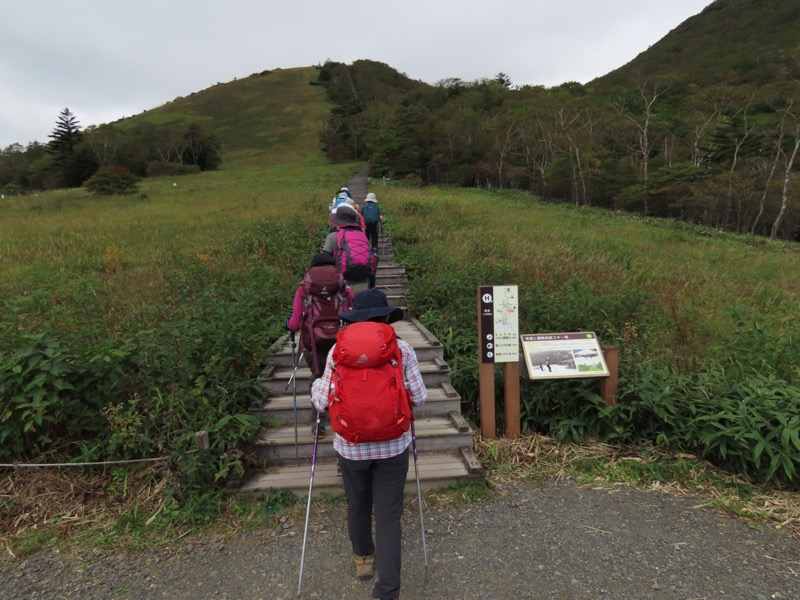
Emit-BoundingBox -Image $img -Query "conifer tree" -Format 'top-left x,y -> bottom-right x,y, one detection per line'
47,108 -> 82,167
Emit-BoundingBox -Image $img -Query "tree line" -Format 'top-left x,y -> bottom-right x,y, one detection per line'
318,60 -> 800,241
0,108 -> 222,195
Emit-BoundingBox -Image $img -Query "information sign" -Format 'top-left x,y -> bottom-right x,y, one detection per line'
520,332 -> 609,380
479,285 -> 518,363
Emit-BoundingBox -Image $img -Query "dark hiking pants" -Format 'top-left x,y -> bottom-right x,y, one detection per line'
338,447 -> 409,600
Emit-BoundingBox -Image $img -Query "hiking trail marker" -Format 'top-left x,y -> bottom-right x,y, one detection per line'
478,285 -> 520,439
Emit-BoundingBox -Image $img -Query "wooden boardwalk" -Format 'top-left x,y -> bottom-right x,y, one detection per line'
236,167 -> 483,497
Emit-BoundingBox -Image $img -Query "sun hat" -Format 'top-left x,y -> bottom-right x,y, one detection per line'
339,289 -> 404,324
365,192 -> 378,203
328,203 -> 360,228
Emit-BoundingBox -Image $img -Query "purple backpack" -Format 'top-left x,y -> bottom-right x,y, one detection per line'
301,265 -> 349,373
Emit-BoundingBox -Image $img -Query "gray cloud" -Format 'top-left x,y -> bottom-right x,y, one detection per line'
0,0 -> 710,148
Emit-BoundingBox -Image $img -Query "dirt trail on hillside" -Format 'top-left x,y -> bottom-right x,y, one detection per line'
2,477 -> 799,600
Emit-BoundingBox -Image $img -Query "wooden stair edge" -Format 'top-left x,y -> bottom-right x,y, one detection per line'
231,450 -> 484,497
407,316 -> 442,347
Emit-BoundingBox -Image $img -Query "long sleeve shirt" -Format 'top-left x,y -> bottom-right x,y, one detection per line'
310,338 -> 427,460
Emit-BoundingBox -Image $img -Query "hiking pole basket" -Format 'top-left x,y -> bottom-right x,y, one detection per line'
410,415 -> 429,566
297,409 -> 322,596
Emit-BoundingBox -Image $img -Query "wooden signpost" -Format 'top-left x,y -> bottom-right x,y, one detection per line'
478,285 -> 520,439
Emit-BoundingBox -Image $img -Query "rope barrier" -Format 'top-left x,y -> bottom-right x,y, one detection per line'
0,457 -> 167,468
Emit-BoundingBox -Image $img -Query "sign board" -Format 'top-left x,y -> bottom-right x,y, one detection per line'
479,285 -> 519,363
520,332 -> 609,380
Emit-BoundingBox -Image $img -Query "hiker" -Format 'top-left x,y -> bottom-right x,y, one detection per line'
310,289 -> 427,600
345,198 -> 366,230
323,204 -> 377,293
361,192 -> 383,252
286,252 -> 354,436
329,187 -> 353,212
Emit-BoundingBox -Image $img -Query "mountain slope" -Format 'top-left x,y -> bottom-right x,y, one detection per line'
118,66 -> 329,166
591,0 -> 800,88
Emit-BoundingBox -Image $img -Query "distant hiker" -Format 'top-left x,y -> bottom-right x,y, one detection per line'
546,357 -> 552,372
310,289 -> 427,600
329,191 -> 350,213
329,187 -> 353,212
286,252 -> 354,436
324,204 -> 378,294
361,192 -> 383,252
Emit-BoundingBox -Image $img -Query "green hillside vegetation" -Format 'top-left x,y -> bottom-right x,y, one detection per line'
593,0 -> 800,88
2,3 -> 800,542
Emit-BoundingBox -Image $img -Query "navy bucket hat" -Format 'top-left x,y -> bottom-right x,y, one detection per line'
339,289 -> 404,324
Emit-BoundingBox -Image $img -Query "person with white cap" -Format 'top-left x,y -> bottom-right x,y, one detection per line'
361,192 -> 383,252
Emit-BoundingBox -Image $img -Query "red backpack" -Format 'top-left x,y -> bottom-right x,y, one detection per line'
335,228 -> 378,281
301,265 -> 349,373
327,322 -> 412,444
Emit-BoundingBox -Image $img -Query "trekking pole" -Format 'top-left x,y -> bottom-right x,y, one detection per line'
410,416 -> 429,566
298,410 -> 322,596
286,332 -> 299,460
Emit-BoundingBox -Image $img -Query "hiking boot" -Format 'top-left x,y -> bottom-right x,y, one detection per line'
312,421 -> 326,438
353,554 -> 374,580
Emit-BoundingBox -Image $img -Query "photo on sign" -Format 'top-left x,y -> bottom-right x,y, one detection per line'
520,332 -> 609,380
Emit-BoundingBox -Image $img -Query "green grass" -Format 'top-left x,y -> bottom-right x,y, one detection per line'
379,185 -> 800,359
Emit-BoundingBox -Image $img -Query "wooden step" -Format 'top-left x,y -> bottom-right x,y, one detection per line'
376,264 -> 405,276
374,273 -> 408,286
234,448 -> 484,497
251,381 -> 462,424
254,413 -> 473,463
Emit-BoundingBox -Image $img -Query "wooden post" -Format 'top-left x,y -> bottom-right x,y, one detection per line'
599,347 -> 619,407
504,362 -> 520,437
480,363 -> 496,439
478,286 -> 496,439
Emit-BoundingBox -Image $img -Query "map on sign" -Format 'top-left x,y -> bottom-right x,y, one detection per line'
492,286 -> 518,363
479,285 -> 519,364
520,332 -> 609,380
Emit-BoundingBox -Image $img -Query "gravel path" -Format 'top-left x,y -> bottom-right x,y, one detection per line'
2,478 -> 799,600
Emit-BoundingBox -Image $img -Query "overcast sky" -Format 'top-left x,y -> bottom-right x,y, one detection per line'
1,1 -> 711,149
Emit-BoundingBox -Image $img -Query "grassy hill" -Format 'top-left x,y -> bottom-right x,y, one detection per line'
591,0 -> 800,88
118,66 -> 330,165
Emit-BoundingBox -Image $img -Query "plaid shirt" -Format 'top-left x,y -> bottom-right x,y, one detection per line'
310,338 -> 427,460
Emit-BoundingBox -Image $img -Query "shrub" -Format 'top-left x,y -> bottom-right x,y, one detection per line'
84,165 -> 140,195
